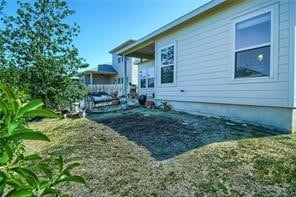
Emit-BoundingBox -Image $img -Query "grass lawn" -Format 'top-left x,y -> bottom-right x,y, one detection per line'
28,108 -> 296,196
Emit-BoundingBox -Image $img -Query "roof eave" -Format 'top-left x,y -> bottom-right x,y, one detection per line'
81,70 -> 118,75
115,0 -> 226,56
109,39 -> 136,54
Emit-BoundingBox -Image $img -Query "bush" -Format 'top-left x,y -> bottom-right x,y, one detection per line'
0,85 -> 85,196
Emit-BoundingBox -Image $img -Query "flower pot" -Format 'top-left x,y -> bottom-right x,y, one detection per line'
138,95 -> 147,105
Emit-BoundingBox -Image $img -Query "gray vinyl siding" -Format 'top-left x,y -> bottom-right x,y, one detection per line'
155,0 -> 292,107
291,0 -> 296,107
112,54 -> 138,85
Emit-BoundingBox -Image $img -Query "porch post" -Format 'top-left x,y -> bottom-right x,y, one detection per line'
90,73 -> 93,85
123,55 -> 128,96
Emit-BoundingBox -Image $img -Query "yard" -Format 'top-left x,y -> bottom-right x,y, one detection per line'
28,108 -> 296,196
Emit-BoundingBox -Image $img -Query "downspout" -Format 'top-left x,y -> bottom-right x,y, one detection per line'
123,55 -> 128,96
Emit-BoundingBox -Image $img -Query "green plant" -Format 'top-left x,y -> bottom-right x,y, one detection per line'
0,85 -> 85,196
1,0 -> 88,109
160,101 -> 171,112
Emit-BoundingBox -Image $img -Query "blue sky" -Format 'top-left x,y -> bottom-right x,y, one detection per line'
3,0 -> 210,68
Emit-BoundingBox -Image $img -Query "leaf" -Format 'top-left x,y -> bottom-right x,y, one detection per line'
6,177 -> 24,188
12,154 -> 24,165
0,151 -> 10,164
64,163 -> 80,172
5,187 -> 33,197
7,120 -> 23,134
4,143 -> 13,162
0,171 -> 7,195
55,175 -> 86,185
63,163 -> 80,176
42,188 -> 61,195
55,156 -> 63,173
12,100 -> 21,115
17,99 -> 43,118
4,131 -> 50,142
37,163 -> 52,179
39,180 -> 50,189
11,167 -> 40,189
0,85 -> 16,100
0,144 -> 13,164
22,109 -> 59,118
0,99 -> 8,114
23,154 -> 42,161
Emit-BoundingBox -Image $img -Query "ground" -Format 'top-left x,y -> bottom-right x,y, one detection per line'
28,107 -> 296,196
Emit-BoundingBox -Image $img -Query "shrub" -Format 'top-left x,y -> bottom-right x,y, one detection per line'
0,85 -> 85,196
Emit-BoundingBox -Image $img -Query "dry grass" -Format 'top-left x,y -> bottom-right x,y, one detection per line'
27,108 -> 296,196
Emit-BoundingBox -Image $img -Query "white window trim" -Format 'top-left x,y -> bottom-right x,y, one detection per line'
158,41 -> 177,87
140,76 -> 147,89
147,76 -> 155,88
230,4 -> 279,84
139,66 -> 155,90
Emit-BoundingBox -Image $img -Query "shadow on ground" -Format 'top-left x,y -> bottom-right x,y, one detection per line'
95,111 -> 280,161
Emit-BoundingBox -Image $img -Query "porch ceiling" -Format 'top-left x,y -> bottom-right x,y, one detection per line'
126,42 -> 155,59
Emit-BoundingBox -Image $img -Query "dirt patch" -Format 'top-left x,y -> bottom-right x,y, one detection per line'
97,112 -> 277,160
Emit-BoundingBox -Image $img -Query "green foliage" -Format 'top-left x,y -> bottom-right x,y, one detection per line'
0,0 -> 88,109
0,86 -> 85,196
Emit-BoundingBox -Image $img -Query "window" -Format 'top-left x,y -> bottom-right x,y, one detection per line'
148,78 -> 154,88
140,67 -> 155,88
160,43 -> 175,84
147,67 -> 154,88
140,69 -> 146,88
118,77 -> 123,84
234,12 -> 272,79
117,56 -> 123,64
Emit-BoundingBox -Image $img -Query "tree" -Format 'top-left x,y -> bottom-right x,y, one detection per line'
1,0 -> 88,108
0,0 -> 6,66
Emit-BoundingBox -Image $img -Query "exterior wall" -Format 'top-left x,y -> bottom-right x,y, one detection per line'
131,62 -> 139,85
92,74 -> 113,84
292,0 -> 296,106
112,54 -> 124,79
83,74 -> 113,85
84,75 -> 90,85
155,0 -> 291,108
138,60 -> 155,98
156,100 -> 293,132
112,54 -> 138,85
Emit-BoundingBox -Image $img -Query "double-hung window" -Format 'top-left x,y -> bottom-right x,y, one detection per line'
117,56 -> 123,64
140,67 -> 155,88
140,69 -> 147,88
234,11 -> 272,79
160,43 -> 176,84
117,77 -> 123,84
147,67 -> 155,88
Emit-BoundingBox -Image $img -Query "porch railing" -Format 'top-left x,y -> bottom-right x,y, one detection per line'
87,84 -> 123,96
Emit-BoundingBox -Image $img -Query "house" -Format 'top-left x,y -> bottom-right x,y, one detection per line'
80,64 -> 118,85
111,0 -> 296,132
109,39 -> 139,94
80,40 -> 139,94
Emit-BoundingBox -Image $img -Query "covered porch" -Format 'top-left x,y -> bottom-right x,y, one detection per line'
117,42 -> 156,96
82,70 -> 117,85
